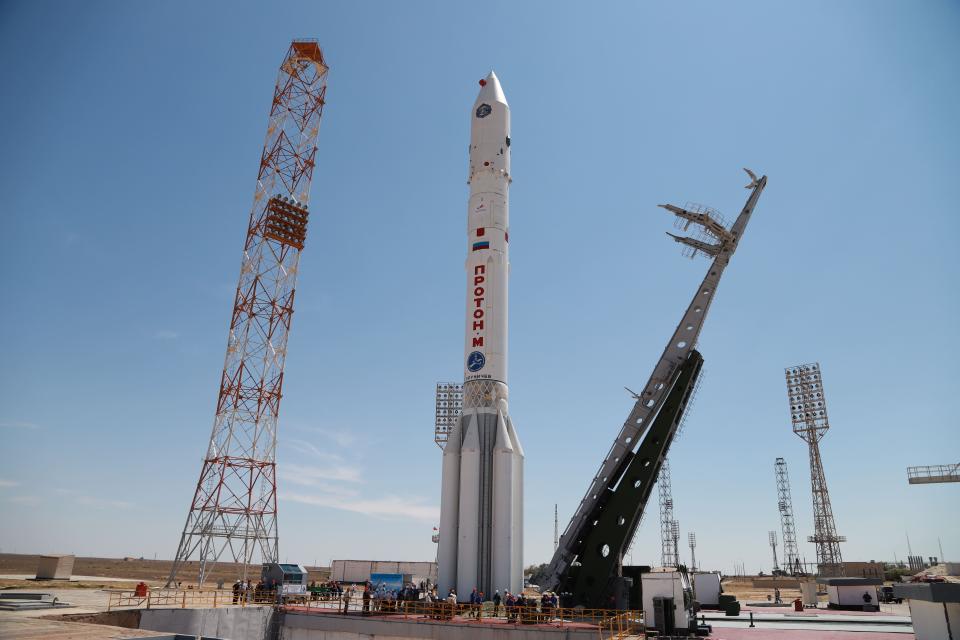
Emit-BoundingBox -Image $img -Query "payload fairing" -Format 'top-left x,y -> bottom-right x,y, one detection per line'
438,72 -> 524,600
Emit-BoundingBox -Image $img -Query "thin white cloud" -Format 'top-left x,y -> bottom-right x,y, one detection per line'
281,491 -> 439,522
0,421 -> 39,430
285,438 -> 344,463
0,479 -> 20,488
279,462 -> 362,485
77,496 -> 133,509
153,330 -> 180,340
54,488 -> 133,509
300,426 -> 357,448
9,495 -> 40,505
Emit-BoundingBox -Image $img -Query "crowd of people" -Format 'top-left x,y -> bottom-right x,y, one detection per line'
267,577 -> 567,623
230,579 -> 283,604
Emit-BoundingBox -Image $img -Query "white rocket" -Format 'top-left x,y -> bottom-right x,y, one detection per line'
438,71 -> 524,600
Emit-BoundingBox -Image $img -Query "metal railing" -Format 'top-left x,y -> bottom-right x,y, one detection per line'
107,588 -> 278,611
907,463 -> 960,483
284,597 -> 644,637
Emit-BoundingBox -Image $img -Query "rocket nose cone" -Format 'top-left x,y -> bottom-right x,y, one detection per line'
476,70 -> 507,106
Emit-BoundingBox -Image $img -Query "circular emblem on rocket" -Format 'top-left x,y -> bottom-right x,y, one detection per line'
467,351 -> 486,372
475,104 -> 492,119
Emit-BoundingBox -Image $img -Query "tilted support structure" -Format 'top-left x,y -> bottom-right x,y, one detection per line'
167,40 -> 328,587
543,170 -> 767,606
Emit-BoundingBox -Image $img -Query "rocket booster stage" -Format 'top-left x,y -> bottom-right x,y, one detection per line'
438,72 -> 524,600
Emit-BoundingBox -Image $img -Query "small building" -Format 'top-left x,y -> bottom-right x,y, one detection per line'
817,577 -> 882,610
329,560 -> 437,585
894,582 -> 960,640
35,555 -> 75,580
261,563 -> 307,596
842,560 -> 886,580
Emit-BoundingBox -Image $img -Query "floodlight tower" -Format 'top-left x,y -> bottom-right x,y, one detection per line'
167,40 -> 328,587
785,363 -> 845,577
769,531 -> 779,573
658,459 -> 678,567
775,457 -> 802,575
688,531 -> 697,572
434,383 -> 463,449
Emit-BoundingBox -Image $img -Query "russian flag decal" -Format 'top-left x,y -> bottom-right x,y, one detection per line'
472,241 -> 490,251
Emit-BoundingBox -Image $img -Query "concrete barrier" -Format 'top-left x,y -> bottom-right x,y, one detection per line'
282,610 -> 602,640
139,605 -> 276,640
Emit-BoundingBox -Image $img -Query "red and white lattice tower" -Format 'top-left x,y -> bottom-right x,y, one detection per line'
167,40 -> 328,587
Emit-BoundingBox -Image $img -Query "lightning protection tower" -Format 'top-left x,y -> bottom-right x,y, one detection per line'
167,40 -> 329,587
785,362 -> 845,577
658,459 -> 678,568
775,457 -> 802,575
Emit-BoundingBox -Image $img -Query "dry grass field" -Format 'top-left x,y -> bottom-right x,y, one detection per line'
720,578 -> 805,603
0,553 -> 329,590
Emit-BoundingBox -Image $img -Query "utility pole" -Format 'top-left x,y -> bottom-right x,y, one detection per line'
167,40 -> 328,587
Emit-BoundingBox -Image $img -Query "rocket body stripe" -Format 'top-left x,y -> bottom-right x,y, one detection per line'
439,72 -> 523,600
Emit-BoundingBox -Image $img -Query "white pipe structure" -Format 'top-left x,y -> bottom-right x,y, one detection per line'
437,71 -> 524,601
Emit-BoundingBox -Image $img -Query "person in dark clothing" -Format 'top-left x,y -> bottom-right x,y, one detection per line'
232,580 -> 241,604
362,586 -> 371,615
492,590 -> 502,617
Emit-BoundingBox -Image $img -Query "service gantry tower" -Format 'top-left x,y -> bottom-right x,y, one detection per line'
544,169 -> 767,606
785,362 -> 845,577
167,40 -> 329,587
774,457 -> 802,574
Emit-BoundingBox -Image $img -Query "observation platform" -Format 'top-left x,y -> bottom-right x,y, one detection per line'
907,463 -> 960,484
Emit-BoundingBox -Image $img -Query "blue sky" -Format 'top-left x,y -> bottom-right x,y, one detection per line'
1,1 -> 957,575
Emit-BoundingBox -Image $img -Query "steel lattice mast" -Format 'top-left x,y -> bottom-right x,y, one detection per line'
785,363 -> 845,577
658,459 -> 678,567
775,457 -> 802,575
167,40 -> 328,587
